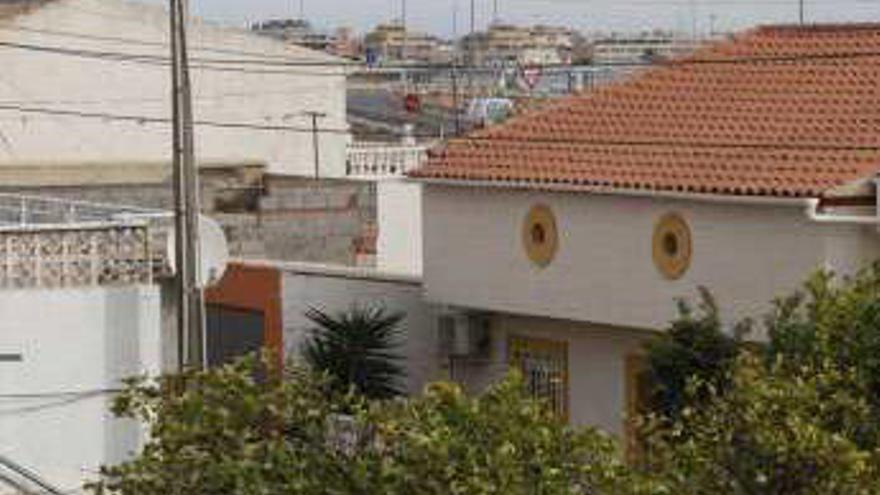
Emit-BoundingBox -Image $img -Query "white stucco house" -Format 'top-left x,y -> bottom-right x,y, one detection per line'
0,196 -> 197,492
408,24 -> 880,435
0,0 -> 349,177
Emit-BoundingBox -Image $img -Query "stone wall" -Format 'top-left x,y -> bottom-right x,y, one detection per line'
0,170 -> 377,266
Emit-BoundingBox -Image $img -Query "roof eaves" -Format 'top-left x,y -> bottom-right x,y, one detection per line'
409,176 -> 812,206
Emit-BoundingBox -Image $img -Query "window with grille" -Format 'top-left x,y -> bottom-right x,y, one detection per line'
508,336 -> 569,418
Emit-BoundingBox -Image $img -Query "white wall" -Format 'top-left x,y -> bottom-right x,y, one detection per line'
0,0 -> 348,177
0,286 -> 162,492
377,180 -> 423,276
280,265 -> 442,395
423,185 -> 880,333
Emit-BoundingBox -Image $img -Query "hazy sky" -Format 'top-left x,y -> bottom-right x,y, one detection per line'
171,0 -> 880,37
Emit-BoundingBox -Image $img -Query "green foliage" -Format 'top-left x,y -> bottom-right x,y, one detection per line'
643,287 -> 746,421
302,304 -> 406,400
364,375 -> 645,495
643,355 -> 879,495
765,266 -> 880,446
87,355 -> 371,495
89,358 -> 642,495
641,267 -> 880,494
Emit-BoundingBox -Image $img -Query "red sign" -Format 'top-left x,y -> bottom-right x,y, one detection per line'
522,66 -> 542,89
404,93 -> 421,113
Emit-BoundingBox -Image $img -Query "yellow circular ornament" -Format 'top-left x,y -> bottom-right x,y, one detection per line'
523,204 -> 559,268
652,213 -> 692,280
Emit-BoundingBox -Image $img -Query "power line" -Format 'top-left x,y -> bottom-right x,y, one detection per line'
0,25 -> 295,62
0,40 -> 348,77
0,388 -> 122,400
9,24 -> 880,71
4,100 -> 879,153
0,103 -> 350,134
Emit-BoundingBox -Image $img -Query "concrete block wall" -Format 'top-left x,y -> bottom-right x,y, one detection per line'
0,173 -> 377,266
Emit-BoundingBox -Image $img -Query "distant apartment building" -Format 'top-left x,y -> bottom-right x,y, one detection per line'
461,23 -> 574,67
364,23 -> 452,64
590,31 -> 700,65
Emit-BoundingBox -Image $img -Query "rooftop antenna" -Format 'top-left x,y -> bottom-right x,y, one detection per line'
470,0 -> 475,35
401,0 -> 407,61
453,0 -> 459,39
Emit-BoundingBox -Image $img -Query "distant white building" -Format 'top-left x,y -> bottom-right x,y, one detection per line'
0,0 -> 351,178
591,31 -> 700,65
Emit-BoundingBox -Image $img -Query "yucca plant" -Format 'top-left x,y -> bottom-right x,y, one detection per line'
302,305 -> 406,399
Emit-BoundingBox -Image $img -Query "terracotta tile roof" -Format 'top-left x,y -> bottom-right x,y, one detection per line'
410,24 -> 880,198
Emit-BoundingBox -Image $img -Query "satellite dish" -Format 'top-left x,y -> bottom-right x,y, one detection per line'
166,215 -> 230,288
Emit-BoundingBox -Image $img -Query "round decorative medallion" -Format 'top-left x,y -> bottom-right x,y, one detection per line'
652,213 -> 692,280
523,204 -> 559,268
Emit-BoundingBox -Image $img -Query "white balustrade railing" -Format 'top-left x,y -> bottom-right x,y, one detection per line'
346,142 -> 431,178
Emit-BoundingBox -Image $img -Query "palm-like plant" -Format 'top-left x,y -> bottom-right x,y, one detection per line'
302,305 -> 406,399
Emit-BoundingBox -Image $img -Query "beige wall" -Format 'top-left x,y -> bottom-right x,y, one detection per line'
454,313 -> 647,435
0,0 -> 349,177
423,185 -> 880,334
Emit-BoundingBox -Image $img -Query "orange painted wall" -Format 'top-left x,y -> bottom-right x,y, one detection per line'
205,263 -> 284,359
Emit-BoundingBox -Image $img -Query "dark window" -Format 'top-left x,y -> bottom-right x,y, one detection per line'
206,305 -> 265,367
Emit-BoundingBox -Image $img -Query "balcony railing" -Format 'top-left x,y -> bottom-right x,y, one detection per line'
0,195 -> 174,289
346,142 -> 430,178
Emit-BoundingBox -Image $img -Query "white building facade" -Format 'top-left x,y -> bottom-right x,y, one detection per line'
0,0 -> 349,177
0,195 -> 191,492
409,24 -> 880,436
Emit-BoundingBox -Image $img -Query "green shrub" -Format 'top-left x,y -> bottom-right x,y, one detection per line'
302,305 -> 406,400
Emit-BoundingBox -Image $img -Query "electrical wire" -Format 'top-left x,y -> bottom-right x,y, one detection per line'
4,101 -> 879,152
8,26 -> 880,70
0,389 -> 122,400
0,24 -> 350,64
0,102 -> 351,134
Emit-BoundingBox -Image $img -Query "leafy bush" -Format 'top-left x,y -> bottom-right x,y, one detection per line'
87,356 -> 371,495
302,305 -> 406,400
88,357 -> 642,495
364,375 -> 644,495
765,267 -> 880,447
643,354 -> 879,495
643,287 -> 746,422
641,268 -> 880,493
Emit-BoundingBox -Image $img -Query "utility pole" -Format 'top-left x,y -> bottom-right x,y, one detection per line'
452,0 -> 458,39
401,0 -> 407,61
304,111 -> 327,179
799,0 -> 804,25
468,0 -> 475,67
452,63 -> 461,136
493,0 -> 498,24
170,0 -> 205,372
470,0 -> 475,36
